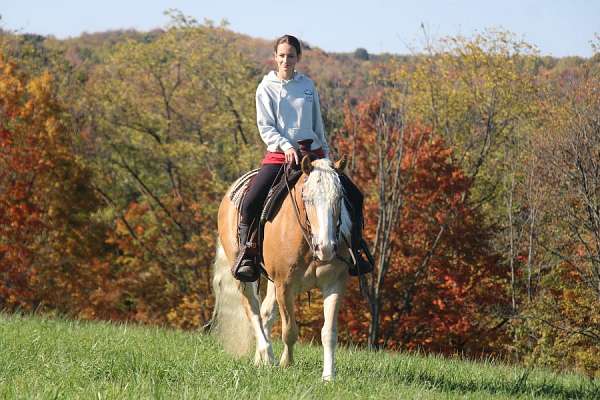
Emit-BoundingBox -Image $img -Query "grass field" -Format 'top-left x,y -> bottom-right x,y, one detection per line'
0,313 -> 598,399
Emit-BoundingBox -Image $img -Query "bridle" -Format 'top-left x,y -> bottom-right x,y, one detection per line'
284,162 -> 343,261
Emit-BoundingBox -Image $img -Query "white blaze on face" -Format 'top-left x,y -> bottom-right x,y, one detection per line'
315,205 -> 337,261
303,159 -> 342,262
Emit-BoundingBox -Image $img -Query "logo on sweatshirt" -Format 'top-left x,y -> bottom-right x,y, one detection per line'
304,89 -> 314,102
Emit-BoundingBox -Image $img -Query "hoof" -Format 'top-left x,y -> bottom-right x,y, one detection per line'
253,345 -> 275,367
279,353 -> 292,368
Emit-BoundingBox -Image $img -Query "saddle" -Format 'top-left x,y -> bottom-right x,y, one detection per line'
231,140 -> 318,224
230,166 -> 302,219
229,164 -> 303,281
230,142 -> 319,279
231,164 -> 303,252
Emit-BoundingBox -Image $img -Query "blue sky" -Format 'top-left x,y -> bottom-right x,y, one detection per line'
1,1 -> 599,57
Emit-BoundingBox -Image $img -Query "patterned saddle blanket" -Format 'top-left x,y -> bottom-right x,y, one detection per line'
229,167 -> 303,223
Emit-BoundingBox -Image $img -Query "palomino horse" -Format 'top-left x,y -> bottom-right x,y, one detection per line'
211,156 -> 352,380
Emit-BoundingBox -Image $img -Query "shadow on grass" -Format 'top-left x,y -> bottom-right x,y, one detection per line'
371,363 -> 600,400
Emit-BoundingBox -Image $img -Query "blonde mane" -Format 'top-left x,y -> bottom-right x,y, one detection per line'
303,159 -> 342,211
303,158 -> 351,239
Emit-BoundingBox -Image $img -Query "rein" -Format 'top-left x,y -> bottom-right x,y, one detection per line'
284,163 -> 316,256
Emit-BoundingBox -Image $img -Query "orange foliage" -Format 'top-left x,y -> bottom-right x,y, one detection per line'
334,96 -> 509,356
101,192 -> 216,328
0,57 -> 217,328
0,56 -> 108,313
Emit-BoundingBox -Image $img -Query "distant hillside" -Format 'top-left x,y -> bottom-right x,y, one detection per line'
2,25 -> 595,102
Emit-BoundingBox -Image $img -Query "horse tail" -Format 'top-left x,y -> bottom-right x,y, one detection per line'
209,238 -> 254,357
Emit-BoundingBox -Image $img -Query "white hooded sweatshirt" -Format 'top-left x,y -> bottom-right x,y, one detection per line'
256,71 -> 329,156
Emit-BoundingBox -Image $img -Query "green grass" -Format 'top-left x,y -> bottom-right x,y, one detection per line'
0,313 -> 598,399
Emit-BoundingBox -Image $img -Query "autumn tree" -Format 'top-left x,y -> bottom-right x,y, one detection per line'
516,52 -> 600,377
0,56 -> 108,313
76,12 -> 261,327
336,95 -> 509,355
361,32 -> 548,341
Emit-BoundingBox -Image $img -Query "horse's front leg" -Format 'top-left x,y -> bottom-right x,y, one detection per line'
320,279 -> 346,381
239,281 -> 275,366
260,280 -> 279,342
276,281 -> 298,368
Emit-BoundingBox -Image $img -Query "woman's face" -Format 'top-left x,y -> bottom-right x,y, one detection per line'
274,43 -> 300,79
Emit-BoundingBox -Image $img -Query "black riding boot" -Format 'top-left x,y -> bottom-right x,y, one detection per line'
232,222 -> 260,282
348,230 -> 374,277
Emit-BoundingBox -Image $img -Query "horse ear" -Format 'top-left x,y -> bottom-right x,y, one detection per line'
301,155 -> 313,175
334,154 -> 347,172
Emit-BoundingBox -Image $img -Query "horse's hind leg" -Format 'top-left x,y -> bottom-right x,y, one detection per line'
239,281 -> 275,366
276,282 -> 298,368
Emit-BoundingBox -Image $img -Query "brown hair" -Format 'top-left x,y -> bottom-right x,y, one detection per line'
274,34 -> 302,56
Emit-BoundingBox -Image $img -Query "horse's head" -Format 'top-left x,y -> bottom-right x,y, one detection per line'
300,155 -> 348,262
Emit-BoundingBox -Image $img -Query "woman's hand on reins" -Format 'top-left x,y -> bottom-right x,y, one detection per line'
284,148 -> 299,165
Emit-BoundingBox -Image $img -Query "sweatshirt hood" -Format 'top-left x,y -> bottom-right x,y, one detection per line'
262,70 -> 305,84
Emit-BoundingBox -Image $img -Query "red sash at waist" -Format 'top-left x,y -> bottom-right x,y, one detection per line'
261,148 -> 326,165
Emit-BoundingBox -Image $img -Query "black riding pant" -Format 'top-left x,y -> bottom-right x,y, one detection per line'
240,164 -> 283,226
339,174 -> 364,248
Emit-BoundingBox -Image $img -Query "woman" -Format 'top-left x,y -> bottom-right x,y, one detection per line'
233,34 -> 372,282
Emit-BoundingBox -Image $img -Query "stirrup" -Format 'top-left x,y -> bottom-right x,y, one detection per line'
232,246 -> 260,282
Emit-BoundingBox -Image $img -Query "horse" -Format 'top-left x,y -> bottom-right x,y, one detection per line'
210,155 -> 352,381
